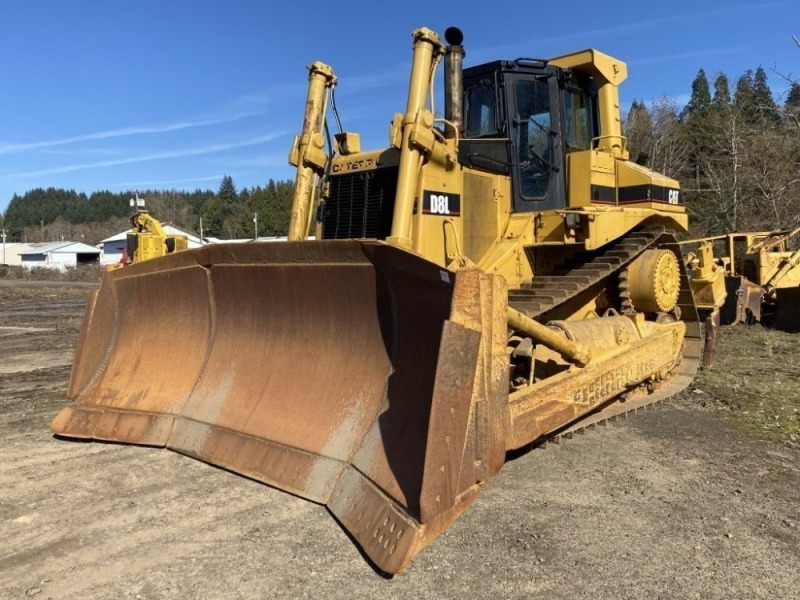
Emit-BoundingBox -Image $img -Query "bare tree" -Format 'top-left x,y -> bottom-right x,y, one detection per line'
649,97 -> 691,179
623,96 -> 690,178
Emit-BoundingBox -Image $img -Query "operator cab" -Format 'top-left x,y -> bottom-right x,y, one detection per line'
459,60 -> 599,212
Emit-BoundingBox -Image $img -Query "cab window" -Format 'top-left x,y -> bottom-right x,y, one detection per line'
563,88 -> 591,150
515,79 -> 553,199
465,80 -> 499,137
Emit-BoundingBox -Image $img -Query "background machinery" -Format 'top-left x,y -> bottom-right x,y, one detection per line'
682,240 -> 728,368
51,27 -> 701,574
685,228 -> 800,331
115,208 -> 189,266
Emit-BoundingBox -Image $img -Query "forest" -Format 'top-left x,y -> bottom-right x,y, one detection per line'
626,65 -> 800,236
0,176 -> 293,244
1,62 -> 798,245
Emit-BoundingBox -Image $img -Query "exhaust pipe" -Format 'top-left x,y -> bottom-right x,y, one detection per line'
443,27 -> 465,139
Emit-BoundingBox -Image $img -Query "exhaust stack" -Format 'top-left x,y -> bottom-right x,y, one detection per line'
443,27 -> 465,138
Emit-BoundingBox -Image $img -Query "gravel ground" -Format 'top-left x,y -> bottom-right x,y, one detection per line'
1,282 -> 798,599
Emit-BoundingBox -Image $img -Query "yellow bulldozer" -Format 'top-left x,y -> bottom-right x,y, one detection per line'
51,27 -> 702,574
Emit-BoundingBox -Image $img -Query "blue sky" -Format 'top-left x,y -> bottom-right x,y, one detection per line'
0,1 -> 796,214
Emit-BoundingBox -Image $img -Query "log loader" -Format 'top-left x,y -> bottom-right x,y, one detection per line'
51,27 -> 702,574
685,228 -> 800,330
114,208 -> 189,266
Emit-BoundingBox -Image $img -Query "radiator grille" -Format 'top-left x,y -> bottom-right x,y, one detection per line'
322,166 -> 398,239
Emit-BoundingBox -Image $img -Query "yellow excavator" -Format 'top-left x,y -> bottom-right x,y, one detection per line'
113,208 -> 189,267
51,27 -> 702,574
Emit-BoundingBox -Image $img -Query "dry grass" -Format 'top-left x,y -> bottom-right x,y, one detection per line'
0,264 -> 103,282
694,324 -> 800,443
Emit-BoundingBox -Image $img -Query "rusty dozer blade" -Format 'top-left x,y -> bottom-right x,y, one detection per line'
720,275 -> 763,325
51,241 -> 509,574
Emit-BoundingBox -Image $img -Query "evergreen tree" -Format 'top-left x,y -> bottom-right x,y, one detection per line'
734,70 -> 755,116
786,82 -> 800,123
684,69 -> 712,116
787,83 -> 800,111
217,175 -> 238,203
4,193 -> 24,240
753,66 -> 779,124
712,73 -> 731,106
210,175 -> 241,237
259,179 -> 293,236
201,196 -> 226,238
188,189 -> 215,221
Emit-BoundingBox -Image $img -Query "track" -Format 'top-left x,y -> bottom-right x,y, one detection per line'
509,227 -> 703,445
508,227 -> 666,318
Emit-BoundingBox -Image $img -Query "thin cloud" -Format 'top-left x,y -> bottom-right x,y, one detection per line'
629,48 -> 741,67
469,3 -> 791,60
233,91 -> 273,106
6,132 -> 286,179
31,146 -> 128,158
108,174 -> 226,188
0,110 -> 268,155
337,63 -> 408,93
224,153 -> 289,169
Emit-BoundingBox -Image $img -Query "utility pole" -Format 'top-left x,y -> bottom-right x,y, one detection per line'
253,212 -> 258,240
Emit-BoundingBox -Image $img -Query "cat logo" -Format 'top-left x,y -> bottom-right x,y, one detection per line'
422,191 -> 461,216
668,189 -> 681,205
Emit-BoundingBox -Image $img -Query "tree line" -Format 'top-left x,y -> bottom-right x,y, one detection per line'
625,65 -> 800,236
0,176 -> 294,244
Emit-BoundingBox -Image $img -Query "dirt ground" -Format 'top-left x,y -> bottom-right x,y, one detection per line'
1,281 -> 798,600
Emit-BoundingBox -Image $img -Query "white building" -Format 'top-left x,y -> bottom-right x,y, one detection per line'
19,242 -> 101,270
1,243 -> 34,266
99,225 -> 205,265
